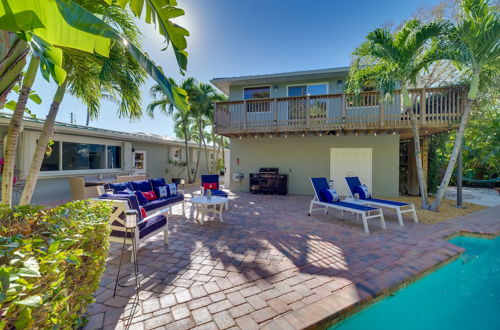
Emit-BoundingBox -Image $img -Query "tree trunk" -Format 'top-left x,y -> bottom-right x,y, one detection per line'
19,81 -> 67,205
1,56 -> 39,206
182,118 -> 192,184
430,97 -> 473,211
202,134 -> 209,173
86,110 -> 90,126
408,108 -> 429,208
0,33 -> 29,107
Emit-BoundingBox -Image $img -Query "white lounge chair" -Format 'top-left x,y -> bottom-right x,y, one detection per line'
345,176 -> 418,226
309,177 -> 386,234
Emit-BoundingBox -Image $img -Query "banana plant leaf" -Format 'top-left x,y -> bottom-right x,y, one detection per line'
0,0 -> 111,57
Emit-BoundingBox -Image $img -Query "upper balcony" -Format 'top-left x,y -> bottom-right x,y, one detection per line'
214,86 -> 466,139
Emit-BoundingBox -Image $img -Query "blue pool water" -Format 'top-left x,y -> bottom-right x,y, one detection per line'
330,235 -> 500,330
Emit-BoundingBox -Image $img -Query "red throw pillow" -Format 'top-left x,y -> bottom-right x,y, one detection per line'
142,190 -> 157,201
140,207 -> 147,219
203,182 -> 217,190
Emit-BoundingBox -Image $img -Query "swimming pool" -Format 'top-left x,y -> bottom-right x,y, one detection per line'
329,235 -> 500,330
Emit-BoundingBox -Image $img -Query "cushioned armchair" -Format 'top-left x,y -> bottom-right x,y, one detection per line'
201,174 -> 228,209
97,193 -> 169,262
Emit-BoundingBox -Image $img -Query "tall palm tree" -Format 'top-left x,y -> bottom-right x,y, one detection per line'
18,2 -> 146,205
347,19 -> 450,208
148,78 -> 198,183
430,0 -> 499,210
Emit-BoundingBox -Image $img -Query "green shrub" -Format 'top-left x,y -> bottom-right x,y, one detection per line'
0,200 -> 112,329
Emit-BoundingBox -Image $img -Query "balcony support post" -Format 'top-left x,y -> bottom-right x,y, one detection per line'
341,93 -> 346,129
379,93 -> 385,127
420,89 -> 426,125
274,98 -> 278,130
306,95 -> 310,129
243,100 -> 247,132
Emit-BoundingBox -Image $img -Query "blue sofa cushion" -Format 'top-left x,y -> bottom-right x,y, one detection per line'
205,189 -> 228,198
149,177 -> 166,196
134,191 -> 148,205
139,214 -> 167,239
320,188 -> 339,203
131,180 -> 153,193
105,182 -> 133,193
142,194 -> 184,212
99,193 -> 143,221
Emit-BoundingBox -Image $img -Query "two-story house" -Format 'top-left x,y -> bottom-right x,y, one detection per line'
211,66 -> 465,197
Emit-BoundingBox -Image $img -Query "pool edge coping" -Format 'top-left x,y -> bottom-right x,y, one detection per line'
262,229 -> 500,330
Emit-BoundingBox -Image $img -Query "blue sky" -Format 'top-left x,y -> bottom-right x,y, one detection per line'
25,0 -> 440,137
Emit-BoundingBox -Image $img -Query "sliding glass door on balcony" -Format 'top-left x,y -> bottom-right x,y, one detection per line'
286,84 -> 328,125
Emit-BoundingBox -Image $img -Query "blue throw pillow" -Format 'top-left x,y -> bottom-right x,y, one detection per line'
131,180 -> 153,193
167,183 -> 177,197
320,188 -> 339,203
117,188 -> 134,195
354,184 -> 371,199
106,182 -> 133,193
134,191 -> 148,205
157,186 -> 168,198
149,177 -> 166,197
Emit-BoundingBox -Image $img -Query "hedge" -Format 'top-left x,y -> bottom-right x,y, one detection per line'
0,200 -> 112,329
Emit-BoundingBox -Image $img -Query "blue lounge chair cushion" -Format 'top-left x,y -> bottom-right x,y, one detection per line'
105,182 -> 133,193
205,189 -> 228,198
367,198 -> 410,207
320,188 -> 339,203
139,214 -> 167,239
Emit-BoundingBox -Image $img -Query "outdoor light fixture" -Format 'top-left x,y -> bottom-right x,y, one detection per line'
336,132 -> 340,136
374,132 -> 377,136
393,131 -> 396,135
239,136 -> 242,139
125,210 -> 138,229
254,135 -> 257,138
319,133 -> 322,136
269,135 -> 272,138
284,134 -> 288,138
355,132 -> 358,136
302,133 -> 305,137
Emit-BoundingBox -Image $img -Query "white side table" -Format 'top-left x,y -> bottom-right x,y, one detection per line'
190,196 -> 227,225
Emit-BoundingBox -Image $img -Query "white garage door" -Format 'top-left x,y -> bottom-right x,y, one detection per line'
330,148 -> 372,197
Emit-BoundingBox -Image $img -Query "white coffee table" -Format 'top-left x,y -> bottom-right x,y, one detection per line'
190,196 -> 228,225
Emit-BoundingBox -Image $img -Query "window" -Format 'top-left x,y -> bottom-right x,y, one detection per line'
107,146 -> 121,169
40,141 -> 60,171
40,140 -> 122,172
287,83 -> 327,97
244,86 -> 270,100
63,142 -> 105,170
244,86 -> 271,113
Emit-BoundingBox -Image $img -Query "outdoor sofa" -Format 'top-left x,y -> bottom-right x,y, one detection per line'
345,176 -> 418,226
309,177 -> 386,234
104,178 -> 185,215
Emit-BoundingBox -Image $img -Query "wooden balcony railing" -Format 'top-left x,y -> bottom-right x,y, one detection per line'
214,86 -> 466,136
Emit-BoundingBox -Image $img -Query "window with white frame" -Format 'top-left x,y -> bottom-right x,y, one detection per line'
171,147 -> 182,161
40,140 -> 122,172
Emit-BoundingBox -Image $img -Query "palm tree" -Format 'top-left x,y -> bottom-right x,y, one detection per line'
0,0 -> 189,205
18,2 -> 146,205
347,19 -> 450,208
148,78 -> 198,183
430,0 -> 500,210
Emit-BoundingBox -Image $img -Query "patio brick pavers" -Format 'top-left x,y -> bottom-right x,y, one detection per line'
85,190 -> 500,330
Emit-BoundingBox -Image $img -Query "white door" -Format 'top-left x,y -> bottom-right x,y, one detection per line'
132,150 -> 146,175
330,148 -> 372,197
